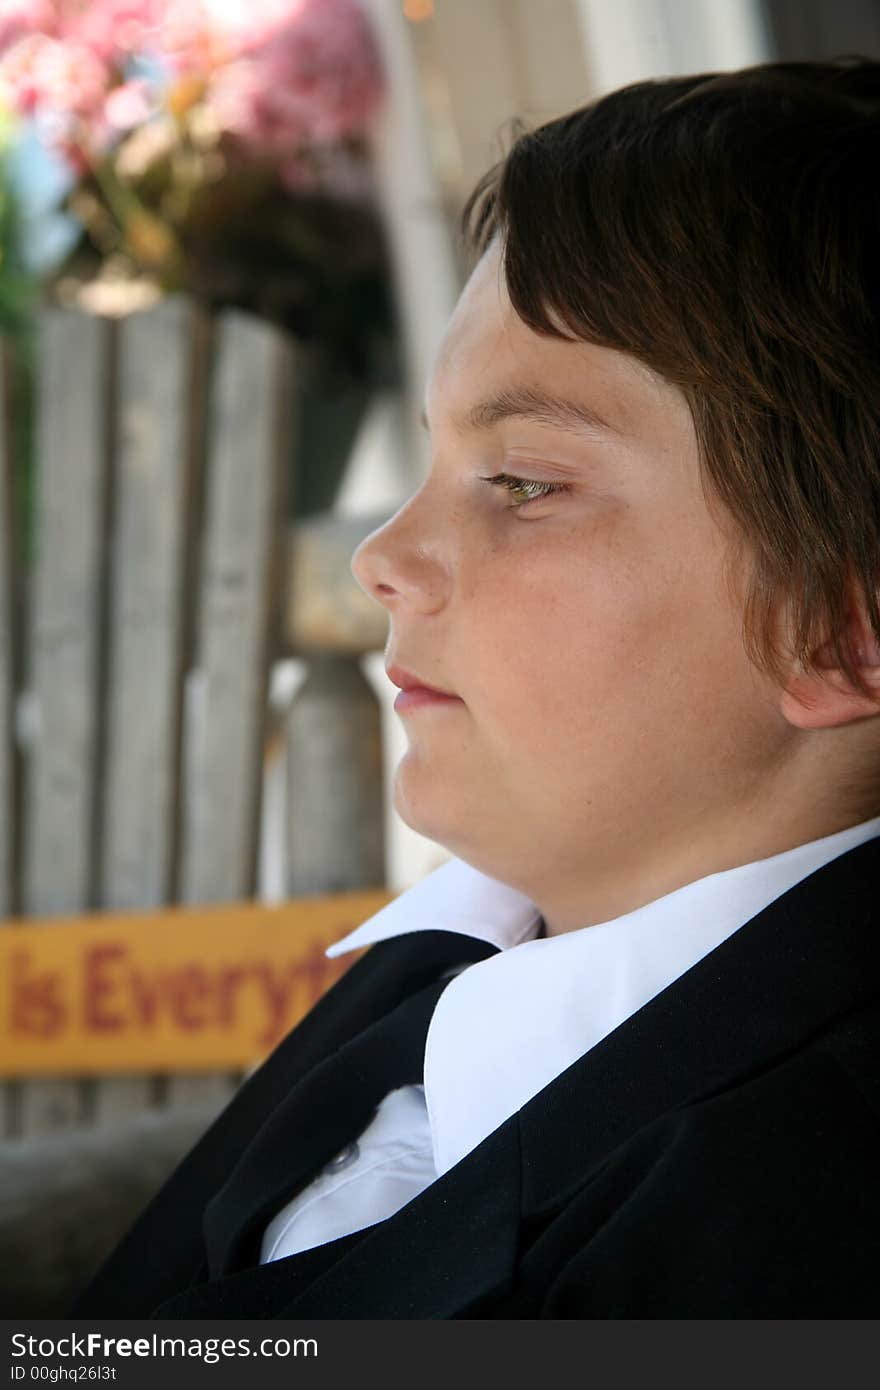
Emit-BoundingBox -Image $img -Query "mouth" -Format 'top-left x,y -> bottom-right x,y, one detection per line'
385,663 -> 458,698
385,663 -> 463,713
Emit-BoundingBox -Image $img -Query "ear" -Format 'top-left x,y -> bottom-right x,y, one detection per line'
779,599 -> 880,731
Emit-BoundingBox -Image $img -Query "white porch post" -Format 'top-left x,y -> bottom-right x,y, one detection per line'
362,0 -> 460,489
575,0 -> 770,93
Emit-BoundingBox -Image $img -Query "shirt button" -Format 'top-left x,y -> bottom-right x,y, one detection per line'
322,1141 -> 360,1174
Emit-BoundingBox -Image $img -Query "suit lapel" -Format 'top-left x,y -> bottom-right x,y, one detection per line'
517,831 -> 880,1216
70,929 -> 497,1319
159,835 -> 880,1319
152,1227 -> 375,1318
157,1119 -> 522,1318
203,973 -> 466,1277
198,931 -> 499,1280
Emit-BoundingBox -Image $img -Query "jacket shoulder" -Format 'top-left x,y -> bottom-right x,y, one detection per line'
533,1028 -> 880,1317
820,996 -> 880,1118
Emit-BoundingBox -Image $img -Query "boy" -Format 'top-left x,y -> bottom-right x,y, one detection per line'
71,57 -> 880,1318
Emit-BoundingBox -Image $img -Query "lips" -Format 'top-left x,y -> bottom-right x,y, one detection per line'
385,663 -> 457,698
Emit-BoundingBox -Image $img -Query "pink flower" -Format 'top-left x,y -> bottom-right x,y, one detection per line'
72,3 -> 168,66
103,76 -> 153,129
34,37 -> 111,118
0,28 -> 116,158
0,2 -> 57,52
0,2 -> 168,56
205,0 -> 383,161
0,1 -> 54,50
0,0 -> 385,180
0,3 -> 168,165
161,1 -> 309,72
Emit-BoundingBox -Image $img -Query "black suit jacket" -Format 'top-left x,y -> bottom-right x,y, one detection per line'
69,837 -> 880,1318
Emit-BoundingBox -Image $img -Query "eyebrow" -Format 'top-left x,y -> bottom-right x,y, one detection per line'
419,384 -> 621,439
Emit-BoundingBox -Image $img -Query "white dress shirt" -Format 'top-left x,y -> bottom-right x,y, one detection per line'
260,814 -> 880,1264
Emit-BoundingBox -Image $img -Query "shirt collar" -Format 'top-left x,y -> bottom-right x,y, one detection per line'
419,811 -> 880,1177
325,813 -> 880,962
324,855 -> 542,958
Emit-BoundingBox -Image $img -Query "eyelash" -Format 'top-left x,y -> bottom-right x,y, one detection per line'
478,472 -> 573,510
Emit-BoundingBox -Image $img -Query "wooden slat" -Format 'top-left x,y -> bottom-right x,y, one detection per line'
98,299 -> 188,909
18,308 -> 108,1134
181,311 -> 289,906
169,310 -> 292,1108
286,654 -> 385,895
166,298 -> 214,907
88,299 -> 190,1126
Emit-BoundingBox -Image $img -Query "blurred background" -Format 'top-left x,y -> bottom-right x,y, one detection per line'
1,0 -> 878,1317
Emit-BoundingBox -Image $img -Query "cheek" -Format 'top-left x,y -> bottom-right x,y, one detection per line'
469,516 -> 744,749
467,534 -> 653,732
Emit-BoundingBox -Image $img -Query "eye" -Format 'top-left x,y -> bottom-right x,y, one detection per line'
478,471 -> 573,511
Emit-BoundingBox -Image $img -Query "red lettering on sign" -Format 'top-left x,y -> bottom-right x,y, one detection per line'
129,964 -> 161,1028
9,950 -> 66,1038
215,966 -> 249,1029
168,965 -> 210,1031
83,944 -> 126,1033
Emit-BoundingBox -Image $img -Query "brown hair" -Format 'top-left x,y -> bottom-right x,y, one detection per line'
459,58 -> 880,704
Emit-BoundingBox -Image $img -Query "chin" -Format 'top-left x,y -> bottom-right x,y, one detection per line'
391,764 -> 467,850
392,751 -> 519,857
393,774 -> 445,841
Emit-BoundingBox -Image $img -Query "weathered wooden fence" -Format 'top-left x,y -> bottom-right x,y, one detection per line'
0,297 -> 390,1145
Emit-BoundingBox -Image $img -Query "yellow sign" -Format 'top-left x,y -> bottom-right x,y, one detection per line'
0,891 -> 391,1075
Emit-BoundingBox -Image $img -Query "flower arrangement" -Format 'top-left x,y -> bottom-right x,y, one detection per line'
0,1 -> 394,380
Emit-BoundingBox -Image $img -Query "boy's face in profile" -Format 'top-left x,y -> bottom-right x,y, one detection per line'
352,240 -> 804,933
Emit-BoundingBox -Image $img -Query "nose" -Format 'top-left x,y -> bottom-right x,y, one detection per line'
350,492 -> 450,616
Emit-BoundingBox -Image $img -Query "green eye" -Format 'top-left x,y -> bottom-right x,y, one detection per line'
479,472 -> 573,510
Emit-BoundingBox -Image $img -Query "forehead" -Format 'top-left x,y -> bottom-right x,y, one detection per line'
426,242 -> 683,440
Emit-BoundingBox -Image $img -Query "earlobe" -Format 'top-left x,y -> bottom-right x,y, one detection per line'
779,620 -> 880,731
780,668 -> 880,730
